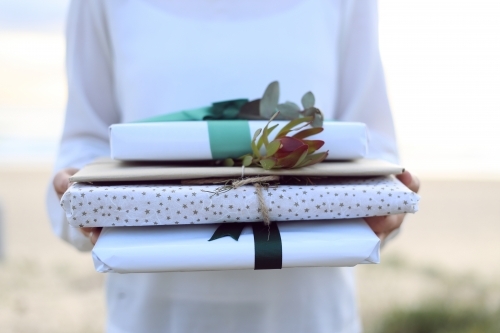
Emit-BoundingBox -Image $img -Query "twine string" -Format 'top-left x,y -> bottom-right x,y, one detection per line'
184,175 -> 279,227
253,182 -> 271,226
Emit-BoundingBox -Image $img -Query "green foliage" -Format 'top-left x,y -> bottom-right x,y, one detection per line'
375,303 -> 500,333
257,81 -> 324,127
223,158 -> 234,167
276,101 -> 301,120
266,140 -> 281,157
292,127 -> 323,139
259,157 -> 276,170
242,155 -> 253,167
225,81 -> 329,170
301,91 -> 315,109
275,116 -> 313,138
259,81 -> 280,119
238,81 -> 324,125
228,112 -> 328,170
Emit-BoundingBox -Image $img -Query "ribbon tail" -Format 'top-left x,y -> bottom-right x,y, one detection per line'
208,223 -> 246,242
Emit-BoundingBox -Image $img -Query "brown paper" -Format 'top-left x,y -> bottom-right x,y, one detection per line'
70,158 -> 404,183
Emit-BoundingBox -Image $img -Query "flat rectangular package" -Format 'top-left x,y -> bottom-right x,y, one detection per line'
62,176 -> 419,227
69,158 -> 405,183
92,219 -> 380,273
109,120 -> 368,161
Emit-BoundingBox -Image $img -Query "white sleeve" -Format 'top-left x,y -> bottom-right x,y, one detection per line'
335,0 -> 399,164
46,0 -> 120,251
336,1 -> 401,245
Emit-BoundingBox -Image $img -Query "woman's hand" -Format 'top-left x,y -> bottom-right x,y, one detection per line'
53,167 -> 79,200
364,171 -> 420,241
79,227 -> 102,245
53,168 -> 102,245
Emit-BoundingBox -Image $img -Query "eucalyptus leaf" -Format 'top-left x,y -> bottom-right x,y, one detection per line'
301,91 -> 315,109
260,81 -> 280,119
275,101 -> 301,120
242,155 -> 253,167
311,112 -> 324,128
302,107 -> 319,117
302,107 -> 323,127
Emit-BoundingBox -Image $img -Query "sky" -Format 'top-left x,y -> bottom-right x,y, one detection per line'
0,0 -> 499,178
0,0 -> 67,32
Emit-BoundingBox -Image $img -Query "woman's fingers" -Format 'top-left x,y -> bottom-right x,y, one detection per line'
53,168 -> 79,199
80,227 -> 103,245
54,168 -> 101,245
364,214 -> 404,240
396,170 -> 420,193
364,170 -> 420,241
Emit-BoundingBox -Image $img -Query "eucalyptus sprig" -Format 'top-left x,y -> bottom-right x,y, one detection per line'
238,81 -> 324,128
224,111 -> 329,170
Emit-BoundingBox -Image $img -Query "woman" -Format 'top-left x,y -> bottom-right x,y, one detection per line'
48,0 -> 419,332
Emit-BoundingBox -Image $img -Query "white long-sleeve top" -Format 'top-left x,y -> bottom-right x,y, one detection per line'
46,0 -> 398,332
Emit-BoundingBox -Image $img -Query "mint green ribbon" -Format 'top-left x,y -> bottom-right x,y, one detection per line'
206,120 -> 252,159
208,222 -> 283,270
135,99 -> 252,160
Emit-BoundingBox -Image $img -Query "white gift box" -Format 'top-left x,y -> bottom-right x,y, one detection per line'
109,121 -> 368,161
62,176 -> 419,227
92,219 -> 380,273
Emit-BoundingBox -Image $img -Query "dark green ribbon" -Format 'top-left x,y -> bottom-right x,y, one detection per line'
208,222 -> 282,270
136,99 -> 249,123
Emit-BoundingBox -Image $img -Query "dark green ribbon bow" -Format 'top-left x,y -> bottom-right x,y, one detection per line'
209,222 -> 282,270
136,99 -> 249,123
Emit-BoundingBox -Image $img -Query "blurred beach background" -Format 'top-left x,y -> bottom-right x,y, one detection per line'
0,0 -> 499,332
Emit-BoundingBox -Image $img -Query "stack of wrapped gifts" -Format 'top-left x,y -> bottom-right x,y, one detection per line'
61,82 -> 420,273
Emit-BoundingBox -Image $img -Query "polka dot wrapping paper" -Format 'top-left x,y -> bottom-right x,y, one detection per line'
62,176 -> 419,228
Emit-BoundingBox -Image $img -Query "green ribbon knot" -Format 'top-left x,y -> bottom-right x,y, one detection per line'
136,99 -> 249,123
208,222 -> 283,270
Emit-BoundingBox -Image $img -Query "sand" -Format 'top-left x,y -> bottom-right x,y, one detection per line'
0,167 -> 498,332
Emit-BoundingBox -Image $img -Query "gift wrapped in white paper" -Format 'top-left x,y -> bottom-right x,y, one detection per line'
109,120 -> 368,161
62,176 -> 419,227
92,219 -> 380,273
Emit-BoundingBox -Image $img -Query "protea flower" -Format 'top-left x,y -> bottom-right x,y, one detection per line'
225,114 -> 329,170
